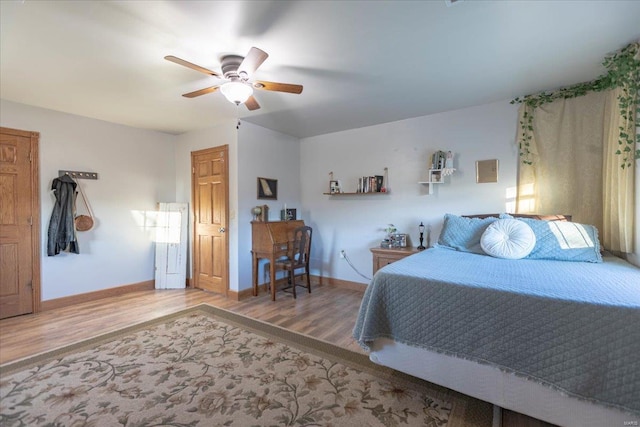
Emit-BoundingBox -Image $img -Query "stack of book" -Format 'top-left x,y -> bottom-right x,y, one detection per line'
431,151 -> 447,170
358,175 -> 384,193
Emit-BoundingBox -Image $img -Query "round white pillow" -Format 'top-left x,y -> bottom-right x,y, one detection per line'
480,219 -> 536,259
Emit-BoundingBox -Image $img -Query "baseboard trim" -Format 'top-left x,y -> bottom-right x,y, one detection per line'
232,275 -> 366,301
41,275 -> 366,309
228,284 -> 268,301
311,275 -> 367,293
41,280 -> 155,311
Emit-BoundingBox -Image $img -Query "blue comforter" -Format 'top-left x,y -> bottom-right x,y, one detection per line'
353,247 -> 640,414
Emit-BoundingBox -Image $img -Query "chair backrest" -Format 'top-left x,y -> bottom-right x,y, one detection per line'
290,226 -> 312,267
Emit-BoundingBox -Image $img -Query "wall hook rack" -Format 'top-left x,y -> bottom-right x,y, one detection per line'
58,170 -> 99,180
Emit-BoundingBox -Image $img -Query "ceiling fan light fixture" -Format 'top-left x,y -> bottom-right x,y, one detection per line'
220,81 -> 253,105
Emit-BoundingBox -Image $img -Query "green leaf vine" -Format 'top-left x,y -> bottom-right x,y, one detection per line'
511,42 -> 639,168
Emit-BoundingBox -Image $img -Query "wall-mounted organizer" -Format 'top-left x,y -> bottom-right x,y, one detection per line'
59,170 -> 99,180
57,170 -> 98,232
324,167 -> 390,196
418,151 -> 455,195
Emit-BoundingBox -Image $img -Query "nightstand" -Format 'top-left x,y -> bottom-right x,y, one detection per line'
370,247 -> 420,275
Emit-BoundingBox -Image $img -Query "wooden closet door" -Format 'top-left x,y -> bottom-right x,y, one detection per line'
0,127 -> 40,319
191,145 -> 229,295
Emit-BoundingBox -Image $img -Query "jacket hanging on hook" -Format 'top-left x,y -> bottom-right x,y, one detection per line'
47,174 -> 80,256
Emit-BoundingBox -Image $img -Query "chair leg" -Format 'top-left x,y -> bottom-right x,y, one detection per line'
265,265 -> 270,294
306,266 -> 311,293
290,269 -> 297,299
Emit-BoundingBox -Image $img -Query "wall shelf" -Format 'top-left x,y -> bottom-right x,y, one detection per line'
419,168 -> 456,195
323,192 -> 389,196
325,167 -> 389,195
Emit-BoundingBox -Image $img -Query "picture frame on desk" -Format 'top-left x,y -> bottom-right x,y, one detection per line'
257,177 -> 278,200
330,180 -> 340,194
280,208 -> 296,220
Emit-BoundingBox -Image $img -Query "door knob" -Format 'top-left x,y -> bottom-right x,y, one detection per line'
219,227 -> 226,233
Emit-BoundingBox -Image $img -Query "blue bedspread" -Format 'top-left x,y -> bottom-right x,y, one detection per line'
353,247 -> 640,414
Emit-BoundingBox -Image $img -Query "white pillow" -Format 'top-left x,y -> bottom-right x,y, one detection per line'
480,219 -> 536,259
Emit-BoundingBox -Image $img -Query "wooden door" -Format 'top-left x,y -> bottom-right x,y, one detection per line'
191,146 -> 229,295
0,127 -> 40,319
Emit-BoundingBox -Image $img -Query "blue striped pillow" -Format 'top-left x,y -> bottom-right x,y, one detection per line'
517,218 -> 602,263
437,214 -> 500,254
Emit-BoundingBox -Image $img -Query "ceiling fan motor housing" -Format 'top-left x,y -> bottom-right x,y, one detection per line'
221,55 -> 244,80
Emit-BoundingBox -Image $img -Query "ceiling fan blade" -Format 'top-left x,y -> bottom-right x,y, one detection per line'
182,86 -> 220,98
245,95 -> 260,111
165,55 -> 220,77
253,80 -> 303,94
238,47 -> 269,77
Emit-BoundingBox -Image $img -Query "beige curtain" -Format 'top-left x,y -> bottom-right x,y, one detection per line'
602,86 -> 635,252
516,89 -> 635,252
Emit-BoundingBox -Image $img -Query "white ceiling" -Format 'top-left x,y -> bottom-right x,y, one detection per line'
1,1 -> 639,139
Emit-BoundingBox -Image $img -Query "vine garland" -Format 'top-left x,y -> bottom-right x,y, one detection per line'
511,42 -> 640,168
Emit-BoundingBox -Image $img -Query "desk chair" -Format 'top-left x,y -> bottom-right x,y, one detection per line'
273,225 -> 312,298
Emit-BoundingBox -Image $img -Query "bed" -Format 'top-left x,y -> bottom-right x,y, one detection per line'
353,214 -> 640,427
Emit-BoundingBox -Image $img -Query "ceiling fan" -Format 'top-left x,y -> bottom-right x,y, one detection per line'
165,47 -> 303,111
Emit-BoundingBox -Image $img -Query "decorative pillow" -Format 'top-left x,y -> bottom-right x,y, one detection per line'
436,214 -> 500,254
518,218 -> 603,263
480,219 -> 536,259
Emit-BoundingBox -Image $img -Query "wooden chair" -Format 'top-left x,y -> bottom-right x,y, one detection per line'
273,226 -> 312,298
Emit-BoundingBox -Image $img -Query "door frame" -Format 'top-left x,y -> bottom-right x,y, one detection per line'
190,145 -> 229,295
0,126 -> 41,314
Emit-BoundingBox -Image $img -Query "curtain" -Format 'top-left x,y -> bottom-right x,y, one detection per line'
516,91 -> 607,231
516,42 -> 638,254
516,88 -> 635,252
602,86 -> 635,252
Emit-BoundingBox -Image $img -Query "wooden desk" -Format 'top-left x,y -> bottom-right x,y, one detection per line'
370,246 -> 420,275
251,220 -> 305,301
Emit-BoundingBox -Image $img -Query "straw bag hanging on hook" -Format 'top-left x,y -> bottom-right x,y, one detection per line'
74,179 -> 94,231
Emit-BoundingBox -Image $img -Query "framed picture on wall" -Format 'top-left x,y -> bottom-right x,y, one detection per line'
257,177 -> 278,200
476,159 -> 499,183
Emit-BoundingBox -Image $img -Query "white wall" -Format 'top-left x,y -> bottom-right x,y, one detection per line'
1,99 -> 176,300
237,122 -> 301,290
300,100 -> 520,284
173,120 -> 301,292
4,96 -> 633,301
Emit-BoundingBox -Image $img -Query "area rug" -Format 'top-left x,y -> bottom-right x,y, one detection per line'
0,304 -> 491,426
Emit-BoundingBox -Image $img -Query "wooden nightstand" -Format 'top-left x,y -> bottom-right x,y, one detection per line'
370,247 -> 420,275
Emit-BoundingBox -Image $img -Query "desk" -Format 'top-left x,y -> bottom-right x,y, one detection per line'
251,220 -> 304,301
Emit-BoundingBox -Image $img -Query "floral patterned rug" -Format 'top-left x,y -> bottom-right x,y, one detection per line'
0,304 -> 491,426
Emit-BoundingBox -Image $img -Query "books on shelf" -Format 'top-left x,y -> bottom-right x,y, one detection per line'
431,150 -> 455,172
431,150 -> 446,170
357,175 -> 385,193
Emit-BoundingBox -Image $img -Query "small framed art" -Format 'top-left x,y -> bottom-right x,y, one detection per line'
280,208 -> 297,220
257,177 -> 278,200
476,159 -> 498,183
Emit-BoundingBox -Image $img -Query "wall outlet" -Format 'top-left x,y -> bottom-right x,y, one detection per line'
340,250 -> 346,259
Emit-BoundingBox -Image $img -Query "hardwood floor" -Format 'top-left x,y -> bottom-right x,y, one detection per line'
0,283 -> 552,427
0,283 -> 366,365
